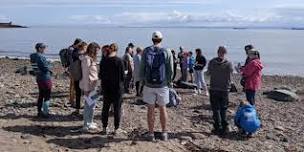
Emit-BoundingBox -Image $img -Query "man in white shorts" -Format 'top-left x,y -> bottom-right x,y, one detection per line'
140,31 -> 173,141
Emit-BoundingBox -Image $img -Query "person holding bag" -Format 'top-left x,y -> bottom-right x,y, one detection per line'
79,42 -> 100,131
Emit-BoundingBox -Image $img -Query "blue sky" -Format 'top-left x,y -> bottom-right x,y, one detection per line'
0,0 -> 304,27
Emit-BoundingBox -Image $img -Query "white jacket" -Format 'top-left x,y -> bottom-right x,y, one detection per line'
79,55 -> 98,92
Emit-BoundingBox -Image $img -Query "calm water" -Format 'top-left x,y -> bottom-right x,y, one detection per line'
0,26 -> 303,76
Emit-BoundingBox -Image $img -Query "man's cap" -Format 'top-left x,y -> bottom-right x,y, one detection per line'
152,31 -> 163,39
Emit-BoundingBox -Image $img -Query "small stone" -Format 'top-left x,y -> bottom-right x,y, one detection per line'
20,134 -> 32,140
192,133 -> 206,140
281,137 -> 289,142
275,126 -> 285,131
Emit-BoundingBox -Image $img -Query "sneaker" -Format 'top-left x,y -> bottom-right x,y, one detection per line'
88,123 -> 98,130
113,128 -> 127,136
146,133 -> 156,142
81,126 -> 89,133
161,132 -> 168,141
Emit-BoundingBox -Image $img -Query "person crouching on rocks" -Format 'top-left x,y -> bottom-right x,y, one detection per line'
100,43 -> 125,135
240,49 -> 263,105
234,100 -> 261,138
30,43 -> 52,118
79,42 -> 100,132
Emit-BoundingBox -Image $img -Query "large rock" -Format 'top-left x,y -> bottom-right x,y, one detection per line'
264,89 -> 299,102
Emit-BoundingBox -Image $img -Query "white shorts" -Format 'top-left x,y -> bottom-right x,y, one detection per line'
143,86 -> 169,106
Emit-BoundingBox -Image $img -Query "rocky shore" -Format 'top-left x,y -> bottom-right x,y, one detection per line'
0,58 -> 303,152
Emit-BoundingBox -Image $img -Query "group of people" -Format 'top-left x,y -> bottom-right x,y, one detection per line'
29,31 -> 263,141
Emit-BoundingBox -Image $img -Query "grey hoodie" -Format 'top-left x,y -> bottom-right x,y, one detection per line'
207,57 -> 233,92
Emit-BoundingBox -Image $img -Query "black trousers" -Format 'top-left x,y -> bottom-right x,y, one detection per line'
74,80 -> 82,110
102,91 -> 123,129
209,90 -> 229,130
37,80 -> 52,113
135,81 -> 143,96
172,63 -> 177,81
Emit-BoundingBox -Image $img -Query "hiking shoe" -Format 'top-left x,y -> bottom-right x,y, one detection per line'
37,112 -> 49,118
101,127 -> 107,135
211,129 -> 220,135
161,132 -> 168,141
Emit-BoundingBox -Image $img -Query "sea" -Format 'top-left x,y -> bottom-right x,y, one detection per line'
0,26 -> 303,76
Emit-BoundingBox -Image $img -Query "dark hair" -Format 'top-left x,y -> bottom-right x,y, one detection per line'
77,41 -> 87,50
85,42 -> 100,61
195,48 -> 202,56
171,49 -> 175,55
73,38 -> 83,46
152,38 -> 162,45
128,43 -> 135,48
218,46 -> 227,55
189,51 -> 193,55
35,43 -> 47,52
244,44 -> 254,51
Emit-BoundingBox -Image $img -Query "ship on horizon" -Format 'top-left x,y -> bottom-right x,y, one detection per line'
0,22 -> 27,28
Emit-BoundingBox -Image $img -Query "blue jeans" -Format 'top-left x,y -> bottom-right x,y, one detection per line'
245,90 -> 256,105
194,70 -> 206,90
83,96 -> 96,127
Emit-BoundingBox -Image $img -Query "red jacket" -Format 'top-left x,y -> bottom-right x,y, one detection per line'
241,58 -> 263,91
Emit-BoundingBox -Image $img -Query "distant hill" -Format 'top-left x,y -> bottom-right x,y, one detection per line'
0,22 -> 27,28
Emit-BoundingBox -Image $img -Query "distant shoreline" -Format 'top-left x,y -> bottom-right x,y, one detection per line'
1,56 -> 303,78
0,22 -> 27,28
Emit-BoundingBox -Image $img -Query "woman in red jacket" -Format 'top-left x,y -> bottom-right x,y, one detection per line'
241,49 -> 263,105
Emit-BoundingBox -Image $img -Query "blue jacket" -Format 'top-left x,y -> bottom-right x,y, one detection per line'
30,52 -> 52,81
234,104 -> 261,133
188,56 -> 195,69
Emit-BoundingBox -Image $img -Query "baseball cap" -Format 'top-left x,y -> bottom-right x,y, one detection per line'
35,43 -> 47,50
152,31 -> 163,40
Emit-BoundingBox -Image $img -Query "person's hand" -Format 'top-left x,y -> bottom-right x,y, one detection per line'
84,91 -> 90,96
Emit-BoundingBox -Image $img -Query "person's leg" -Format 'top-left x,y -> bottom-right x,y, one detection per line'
209,90 -> 221,132
159,106 -> 168,132
69,77 -> 75,106
246,90 -> 256,105
42,84 -> 51,115
172,64 -> 177,81
135,81 -> 140,96
37,82 -> 44,115
220,91 -> 229,134
147,104 -> 155,134
113,95 -> 123,130
83,99 -> 90,127
101,96 -> 112,129
201,72 -> 209,96
74,81 -> 81,111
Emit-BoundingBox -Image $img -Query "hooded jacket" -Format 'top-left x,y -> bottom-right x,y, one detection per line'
30,52 -> 52,81
79,55 -> 98,92
207,57 -> 233,92
241,58 -> 263,91
234,104 -> 261,134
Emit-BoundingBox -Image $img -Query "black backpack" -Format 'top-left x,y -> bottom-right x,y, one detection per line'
59,48 -> 69,68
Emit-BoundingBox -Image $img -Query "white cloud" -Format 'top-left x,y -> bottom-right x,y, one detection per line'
69,10 -> 282,26
0,0 -> 219,7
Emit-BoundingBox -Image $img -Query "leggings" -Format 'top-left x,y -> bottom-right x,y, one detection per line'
135,81 -> 144,96
74,80 -> 82,109
37,80 -> 52,113
102,91 -> 123,129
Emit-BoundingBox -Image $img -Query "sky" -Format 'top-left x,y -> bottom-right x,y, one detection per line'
0,0 -> 304,27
